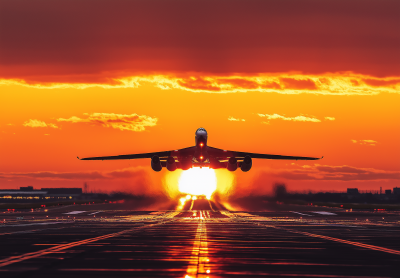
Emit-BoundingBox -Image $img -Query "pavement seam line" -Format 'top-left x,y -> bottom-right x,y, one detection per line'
231,215 -> 400,256
0,221 -> 166,268
263,224 -> 400,256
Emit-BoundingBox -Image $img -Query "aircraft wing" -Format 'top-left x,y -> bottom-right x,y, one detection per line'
208,146 -> 322,161
78,146 -> 195,161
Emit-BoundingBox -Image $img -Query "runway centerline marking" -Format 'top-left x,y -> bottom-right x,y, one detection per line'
186,220 -> 210,278
0,221 -> 167,268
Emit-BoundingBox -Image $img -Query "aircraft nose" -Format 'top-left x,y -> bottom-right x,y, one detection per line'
196,128 -> 207,136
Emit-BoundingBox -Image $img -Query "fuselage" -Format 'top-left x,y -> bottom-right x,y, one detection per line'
194,127 -> 208,163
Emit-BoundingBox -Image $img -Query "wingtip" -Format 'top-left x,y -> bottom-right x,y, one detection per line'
77,156 -> 80,160
321,156 -> 324,159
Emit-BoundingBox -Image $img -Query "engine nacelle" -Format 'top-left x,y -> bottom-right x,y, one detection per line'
151,155 -> 162,172
240,155 -> 252,172
166,156 -> 177,171
227,157 -> 238,171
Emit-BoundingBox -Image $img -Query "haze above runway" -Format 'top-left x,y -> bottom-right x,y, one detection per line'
1,201 -> 400,278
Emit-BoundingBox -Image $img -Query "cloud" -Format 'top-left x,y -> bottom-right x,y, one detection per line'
362,78 -> 400,87
0,171 -> 106,180
280,78 -> 317,90
0,167 -> 148,181
23,119 -> 47,128
324,117 -> 335,121
57,113 -> 157,132
47,124 -> 58,128
177,77 -> 221,92
1,74 -> 399,95
228,117 -> 245,122
0,1 -> 399,80
107,168 -> 148,179
314,165 -> 368,174
362,139 -> 378,144
351,139 -> 378,146
269,164 -> 400,181
258,113 -> 321,123
23,119 -> 58,129
218,78 -> 260,89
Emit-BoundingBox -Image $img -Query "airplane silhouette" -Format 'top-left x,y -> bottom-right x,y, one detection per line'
78,127 -> 322,172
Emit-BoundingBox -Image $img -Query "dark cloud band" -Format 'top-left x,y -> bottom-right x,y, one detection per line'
1,0 -> 399,81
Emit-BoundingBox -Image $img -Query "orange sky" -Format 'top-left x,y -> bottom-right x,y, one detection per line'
0,0 -> 399,194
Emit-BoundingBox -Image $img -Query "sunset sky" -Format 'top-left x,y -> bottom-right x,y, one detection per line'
0,0 -> 399,195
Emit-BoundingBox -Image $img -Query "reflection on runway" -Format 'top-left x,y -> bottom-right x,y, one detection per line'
186,220 -> 210,278
0,200 -> 400,277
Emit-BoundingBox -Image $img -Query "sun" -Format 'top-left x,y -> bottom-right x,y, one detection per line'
178,167 -> 217,199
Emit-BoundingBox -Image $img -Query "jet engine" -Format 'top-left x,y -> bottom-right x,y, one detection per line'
151,155 -> 162,172
166,156 -> 177,171
227,157 -> 238,171
240,155 -> 252,172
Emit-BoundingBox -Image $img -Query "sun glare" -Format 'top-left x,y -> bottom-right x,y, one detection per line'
178,167 -> 217,199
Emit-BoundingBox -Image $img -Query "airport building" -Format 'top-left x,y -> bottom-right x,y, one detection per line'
347,187 -> 400,195
0,186 -> 82,203
346,188 -> 359,194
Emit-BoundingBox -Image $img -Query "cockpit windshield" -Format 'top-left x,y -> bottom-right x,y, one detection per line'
195,127 -> 207,134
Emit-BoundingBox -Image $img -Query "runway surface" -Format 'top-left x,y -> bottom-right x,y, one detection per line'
1,200 -> 400,277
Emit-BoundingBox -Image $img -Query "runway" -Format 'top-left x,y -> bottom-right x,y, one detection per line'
1,200 -> 400,277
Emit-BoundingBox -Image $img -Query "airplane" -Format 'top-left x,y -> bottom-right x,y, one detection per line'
78,127 -> 322,172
